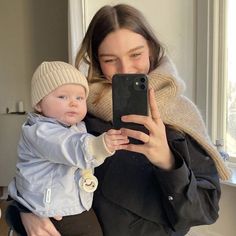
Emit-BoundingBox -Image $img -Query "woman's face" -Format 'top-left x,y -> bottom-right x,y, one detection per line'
98,29 -> 150,81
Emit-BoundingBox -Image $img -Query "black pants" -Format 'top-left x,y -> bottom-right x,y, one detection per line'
5,204 -> 103,236
51,209 -> 103,236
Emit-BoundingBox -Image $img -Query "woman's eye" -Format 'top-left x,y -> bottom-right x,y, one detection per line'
130,52 -> 142,58
103,58 -> 117,63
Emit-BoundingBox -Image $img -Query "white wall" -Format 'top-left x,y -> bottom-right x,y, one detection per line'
0,0 -> 68,114
0,0 -> 68,185
83,0 -> 196,100
0,115 -> 26,185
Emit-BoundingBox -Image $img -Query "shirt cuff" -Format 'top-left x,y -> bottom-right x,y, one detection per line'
87,133 -> 115,162
154,155 -> 190,194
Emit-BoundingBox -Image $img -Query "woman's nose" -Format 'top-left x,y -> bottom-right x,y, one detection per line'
118,59 -> 132,74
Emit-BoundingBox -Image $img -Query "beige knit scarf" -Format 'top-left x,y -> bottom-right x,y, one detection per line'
87,56 -> 230,180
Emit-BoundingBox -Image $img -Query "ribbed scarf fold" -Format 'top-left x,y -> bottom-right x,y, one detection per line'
87,56 -> 230,180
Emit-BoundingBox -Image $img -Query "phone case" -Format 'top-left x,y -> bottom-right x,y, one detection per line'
112,74 -> 148,144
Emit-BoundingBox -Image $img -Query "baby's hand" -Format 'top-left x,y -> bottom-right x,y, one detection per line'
104,129 -> 129,153
53,215 -> 62,221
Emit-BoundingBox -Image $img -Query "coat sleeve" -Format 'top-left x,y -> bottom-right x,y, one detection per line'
19,122 -> 109,168
153,132 -> 221,231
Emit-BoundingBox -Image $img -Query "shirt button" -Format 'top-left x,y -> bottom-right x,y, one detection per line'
168,195 -> 174,201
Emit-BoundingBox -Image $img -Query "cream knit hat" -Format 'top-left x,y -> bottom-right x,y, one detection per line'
31,61 -> 89,108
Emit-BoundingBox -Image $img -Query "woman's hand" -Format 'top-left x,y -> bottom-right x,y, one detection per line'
120,88 -> 175,170
21,212 -> 61,236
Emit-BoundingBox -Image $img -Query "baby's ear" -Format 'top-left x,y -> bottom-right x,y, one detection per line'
34,103 -> 42,112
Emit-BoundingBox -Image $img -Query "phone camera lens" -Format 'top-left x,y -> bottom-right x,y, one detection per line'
140,77 -> 146,83
140,84 -> 146,90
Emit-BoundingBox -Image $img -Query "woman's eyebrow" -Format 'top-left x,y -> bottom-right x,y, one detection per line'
99,45 -> 145,57
99,53 -> 115,57
128,45 -> 144,53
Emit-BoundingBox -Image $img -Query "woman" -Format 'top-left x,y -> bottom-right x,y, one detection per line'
13,4 -> 230,236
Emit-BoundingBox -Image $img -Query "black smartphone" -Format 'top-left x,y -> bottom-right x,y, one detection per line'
112,73 -> 149,144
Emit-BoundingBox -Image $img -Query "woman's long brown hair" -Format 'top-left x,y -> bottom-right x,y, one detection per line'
75,4 -> 165,83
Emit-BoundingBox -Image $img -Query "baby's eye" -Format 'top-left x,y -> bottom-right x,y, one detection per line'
58,95 -> 67,99
76,96 -> 84,101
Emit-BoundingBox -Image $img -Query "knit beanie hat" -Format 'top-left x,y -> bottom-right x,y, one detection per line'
31,61 -> 89,108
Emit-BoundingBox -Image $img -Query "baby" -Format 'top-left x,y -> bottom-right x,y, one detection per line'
8,61 -> 128,235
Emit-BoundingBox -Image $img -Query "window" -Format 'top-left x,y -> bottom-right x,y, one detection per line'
211,0 -> 236,161
196,0 -> 235,162
225,0 -> 236,158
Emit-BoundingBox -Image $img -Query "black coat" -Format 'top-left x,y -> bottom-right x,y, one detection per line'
85,113 -> 221,236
